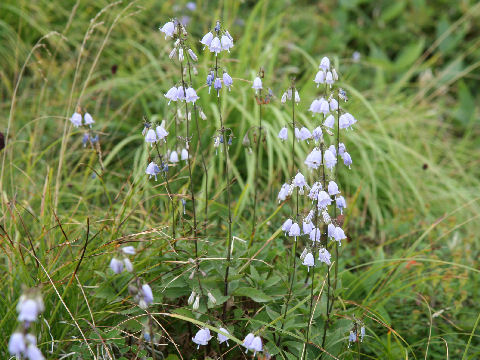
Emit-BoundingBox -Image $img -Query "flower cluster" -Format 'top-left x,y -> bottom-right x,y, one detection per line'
70,110 -> 95,128
192,327 -> 233,349
109,246 -> 136,274
200,21 -> 234,56
8,288 -> 45,359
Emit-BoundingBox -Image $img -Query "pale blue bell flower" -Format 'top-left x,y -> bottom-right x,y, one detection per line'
317,191 -> 332,209
336,196 -> 346,214
159,21 -> 176,39
223,72 -> 233,90
142,284 -> 154,305
209,37 -> 222,55
324,114 -> 335,128
110,258 -> 124,274
318,247 -> 332,265
305,148 -> 322,170
320,56 -> 330,71
200,32 -> 214,49
84,112 -> 94,127
327,181 -> 340,195
288,222 -> 301,237
192,328 -> 212,349
185,87 -> 199,103
252,77 -> 262,91
278,127 -> 288,141
70,112 -> 82,127
8,332 -> 26,356
217,327 -> 230,346
324,149 -> 337,170
342,152 -> 352,168
302,252 -> 315,271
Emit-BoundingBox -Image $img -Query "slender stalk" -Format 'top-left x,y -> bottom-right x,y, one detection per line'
249,91 -> 262,247
277,85 -> 298,345
185,52 -> 209,237
180,53 -> 199,264
154,143 -> 175,244
214,54 -> 234,321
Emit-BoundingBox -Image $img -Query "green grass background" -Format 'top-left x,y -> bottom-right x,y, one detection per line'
1,0 -> 480,358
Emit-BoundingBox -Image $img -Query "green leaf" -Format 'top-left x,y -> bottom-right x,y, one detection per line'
233,287 -> 273,302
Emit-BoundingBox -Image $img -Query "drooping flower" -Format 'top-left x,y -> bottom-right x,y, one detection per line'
336,196 -> 346,214
349,331 -> 357,344
327,223 -> 336,239
328,144 -> 337,157
176,86 -> 186,101
327,181 -> 340,195
333,226 -> 346,245
308,99 -> 322,114
320,56 -> 330,71
324,114 -> 335,128
318,247 -> 332,265
293,172 -> 306,190
223,72 -> 233,90
324,149 -> 337,170
278,183 -> 290,202
146,162 -> 160,180
282,219 -> 293,234
308,182 -> 322,201
310,228 -> 321,243
142,284 -> 154,305
314,70 -> 325,86
330,98 -> 338,111
178,48 -> 184,62
169,48 -> 177,59
70,112 -> 82,127
303,220 -> 314,235
360,326 -> 366,341
209,37 -> 222,55
193,295 -> 200,310
84,112 -> 94,127
339,113 -> 357,129
325,71 -> 334,86
214,77 -> 222,96
295,90 -> 300,103
181,148 -> 189,161
342,152 -> 352,168
123,258 -> 133,272
249,336 -> 263,356
288,222 -> 301,237
159,21 -> 176,39
221,34 -> 234,52
185,87 -> 199,103
338,143 -> 346,156
200,32 -> 213,49
8,332 -> 26,356
278,127 -> 288,141
319,98 -> 330,115
299,127 -> 312,142
243,333 -> 255,352
156,125 -> 169,141
252,77 -> 262,91
192,328 -> 212,349
317,191 -> 332,209
109,258 -> 123,274
312,126 -> 323,142
188,48 -> 198,61
218,327 -> 230,346
304,149 -> 322,170
164,86 -> 178,104
169,150 -> 179,163
303,252 -> 315,271
122,246 -> 136,255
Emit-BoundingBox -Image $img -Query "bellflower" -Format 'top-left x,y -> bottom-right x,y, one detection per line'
188,48 -> 197,61
324,149 -> 337,170
192,328 -> 212,349
342,152 -> 352,168
223,72 -> 233,90
299,127 -> 312,142
145,129 -> 157,144
327,181 -> 340,195
159,21 -> 176,39
325,71 -> 334,86
333,226 -> 346,245
304,149 -> 322,170
294,127 -> 301,141
310,228 -> 321,243
312,126 -> 323,142
288,222 -> 301,237
249,336 -> 263,356
200,31 -> 213,49
181,148 -> 189,161
308,99 -> 322,114
209,37 -> 222,55
164,86 -> 178,104
278,127 -> 288,141
338,142 -> 346,156
176,86 -> 185,101
123,258 -> 133,272
293,172 -> 306,190
70,112 -> 82,127
169,150 -> 179,163
303,220 -> 314,235
214,77 -> 222,96
320,56 -> 330,71
303,252 -> 315,271
252,77 -> 262,91
324,114 -> 335,129
319,97 -> 330,114
218,328 -> 230,346
110,258 -> 124,274
314,70 -> 325,86
336,196 -> 346,214
318,247 -> 332,265
8,332 -> 26,357
282,219 -> 293,234
221,34 -> 234,51
146,161 -> 160,180
185,87 -> 199,103
295,89 -> 300,103
122,246 -> 136,255
330,98 -> 338,111
308,182 -> 322,201
84,112 -> 94,127
317,191 -> 332,209
26,344 -> 44,360
278,183 -> 290,202
328,144 -> 337,157
142,284 -> 154,305
178,48 -> 184,62
327,223 -> 335,239
156,125 -> 169,141
339,113 -> 357,129
243,333 -> 255,352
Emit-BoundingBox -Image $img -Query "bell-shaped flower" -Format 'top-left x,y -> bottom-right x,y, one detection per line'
176,86 -> 185,101
336,196 -> 346,214
308,182 -> 322,201
181,148 -> 189,161
8,332 -> 26,356
305,149 -> 322,170
303,252 -> 315,271
200,32 -> 213,49
146,162 -> 160,180
217,328 -> 230,346
223,72 -> 233,90
84,113 -> 94,127
214,77 -> 222,96
328,223 -> 336,238
123,258 -> 133,272
159,21 -> 176,39
333,226 -> 346,245
249,336 -> 263,356
178,48 -> 184,62
252,77 -> 262,91
18,299 -> 41,323
328,144 -> 337,157
156,125 -> 169,141
278,183 -> 290,202
185,87 -> 199,103
339,113 -> 357,129
324,114 -> 335,129
299,127 -> 312,142
278,127 -> 288,141
70,112 -> 82,127
318,247 -> 332,265
192,328 -> 212,349
188,49 -> 197,61
294,90 -> 300,103
310,228 -> 321,243
338,142 -> 346,156
342,152 -> 352,168
327,181 -> 340,196
314,70 -> 325,86
122,246 -> 136,255
209,37 -> 222,55
288,222 -> 301,237
309,99 -> 322,114
109,258 -> 123,274
312,127 -> 323,142
317,191 -> 332,209
169,150 -> 179,163
330,98 -> 338,111
324,149 -> 337,170
243,333 -> 255,352
294,127 -> 301,141
303,221 -> 314,235
320,56 -> 330,71
142,284 -> 154,305
319,98 -> 330,115
164,86 -> 178,104
282,219 -> 293,234
293,172 -> 306,190
221,34 -> 233,52
325,71 -> 334,86
26,344 -> 44,360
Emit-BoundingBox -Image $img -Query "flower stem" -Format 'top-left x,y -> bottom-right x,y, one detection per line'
249,96 -> 262,248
